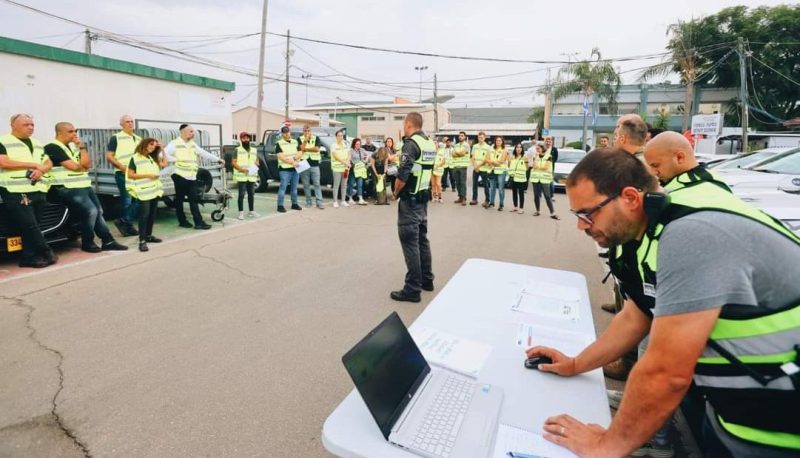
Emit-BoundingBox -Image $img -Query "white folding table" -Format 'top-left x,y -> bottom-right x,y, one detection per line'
323,258 -> 611,457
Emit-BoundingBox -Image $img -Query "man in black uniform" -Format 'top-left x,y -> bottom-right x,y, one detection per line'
390,112 -> 435,303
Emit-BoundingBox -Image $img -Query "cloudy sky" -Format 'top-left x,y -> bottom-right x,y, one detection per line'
0,0 -> 785,111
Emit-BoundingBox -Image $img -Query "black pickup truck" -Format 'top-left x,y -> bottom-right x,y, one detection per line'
224,127 -> 370,194
0,192 -> 79,255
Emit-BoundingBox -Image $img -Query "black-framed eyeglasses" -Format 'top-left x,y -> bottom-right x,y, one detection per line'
571,194 -> 619,225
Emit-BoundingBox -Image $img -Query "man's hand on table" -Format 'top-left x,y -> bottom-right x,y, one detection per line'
542,413 -> 609,458
525,346 -> 577,376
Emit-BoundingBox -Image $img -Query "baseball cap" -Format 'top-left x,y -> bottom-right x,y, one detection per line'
280,126 -> 290,133
239,131 -> 251,139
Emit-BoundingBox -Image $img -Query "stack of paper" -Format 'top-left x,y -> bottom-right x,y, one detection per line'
514,323 -> 593,355
410,327 -> 493,378
510,281 -> 581,322
492,424 -> 577,458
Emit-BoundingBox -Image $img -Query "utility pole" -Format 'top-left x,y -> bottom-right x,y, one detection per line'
738,37 -> 749,153
301,73 -> 312,106
255,0 -> 270,144
284,29 -> 292,123
414,65 -> 428,102
84,29 -> 92,54
433,73 -> 439,133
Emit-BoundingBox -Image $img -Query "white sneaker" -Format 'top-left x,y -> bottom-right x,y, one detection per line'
358,198 -> 367,205
333,201 -> 339,208
343,201 -> 350,207
237,212 -> 245,220
247,211 -> 260,218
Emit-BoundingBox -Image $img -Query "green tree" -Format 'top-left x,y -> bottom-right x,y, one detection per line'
527,106 -> 545,136
639,19 -> 717,131
683,5 -> 800,130
551,48 -> 621,150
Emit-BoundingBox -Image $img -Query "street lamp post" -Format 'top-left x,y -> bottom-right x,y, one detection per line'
414,65 -> 428,102
301,73 -> 312,106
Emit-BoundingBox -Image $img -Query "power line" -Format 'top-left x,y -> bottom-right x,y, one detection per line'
749,54 -> 800,87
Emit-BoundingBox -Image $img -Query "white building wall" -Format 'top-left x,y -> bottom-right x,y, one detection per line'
0,53 -> 232,146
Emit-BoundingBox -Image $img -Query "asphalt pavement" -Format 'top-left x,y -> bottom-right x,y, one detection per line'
1,186 -> 624,457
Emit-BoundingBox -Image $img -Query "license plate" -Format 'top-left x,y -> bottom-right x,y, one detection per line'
7,236 -> 22,252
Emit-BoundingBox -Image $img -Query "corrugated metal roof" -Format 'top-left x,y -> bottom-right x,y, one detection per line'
0,35 -> 235,92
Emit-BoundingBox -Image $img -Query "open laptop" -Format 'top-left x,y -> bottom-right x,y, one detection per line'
342,312 -> 503,458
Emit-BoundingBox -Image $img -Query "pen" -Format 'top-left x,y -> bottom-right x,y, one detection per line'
506,452 -> 542,458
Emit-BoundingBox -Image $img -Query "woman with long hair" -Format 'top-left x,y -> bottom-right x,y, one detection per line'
349,138 -> 369,205
530,143 -> 558,219
485,136 -> 508,211
384,137 -> 398,193
126,138 -> 167,251
508,143 -> 528,214
370,142 -> 390,205
330,129 -> 351,208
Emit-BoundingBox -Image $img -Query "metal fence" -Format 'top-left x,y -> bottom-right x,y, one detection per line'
78,128 -> 224,199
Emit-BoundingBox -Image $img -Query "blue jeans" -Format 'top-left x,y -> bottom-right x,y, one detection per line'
277,169 -> 299,207
300,166 -> 323,207
489,173 -> 506,207
57,187 -> 114,246
114,171 -> 139,225
352,177 -> 364,199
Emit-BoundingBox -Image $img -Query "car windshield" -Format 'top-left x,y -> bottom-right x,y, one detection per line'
558,151 -> 586,163
711,151 -> 775,170
752,150 -> 800,174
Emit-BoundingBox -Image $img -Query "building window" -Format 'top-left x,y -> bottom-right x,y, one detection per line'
394,116 -> 405,121
361,116 -> 385,121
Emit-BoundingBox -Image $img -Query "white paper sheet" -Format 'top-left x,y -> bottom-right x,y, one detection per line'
410,327 -> 493,378
515,323 -> 593,355
492,424 -> 577,458
295,159 -> 310,173
510,282 -> 580,322
247,165 -> 259,176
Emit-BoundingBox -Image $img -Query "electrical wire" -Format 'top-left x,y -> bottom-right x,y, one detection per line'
749,54 -> 800,87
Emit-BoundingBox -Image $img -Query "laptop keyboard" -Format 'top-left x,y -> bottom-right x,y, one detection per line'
411,375 -> 475,457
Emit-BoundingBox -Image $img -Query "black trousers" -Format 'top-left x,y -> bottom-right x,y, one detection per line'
471,170 -> 490,202
171,174 -> 204,225
237,181 -> 255,211
397,195 -> 433,295
0,189 -> 49,261
511,181 -> 527,209
137,198 -> 158,241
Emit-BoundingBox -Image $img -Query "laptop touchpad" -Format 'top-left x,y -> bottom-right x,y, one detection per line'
461,415 -> 491,446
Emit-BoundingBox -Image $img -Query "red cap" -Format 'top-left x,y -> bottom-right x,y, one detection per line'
239,131 -> 251,140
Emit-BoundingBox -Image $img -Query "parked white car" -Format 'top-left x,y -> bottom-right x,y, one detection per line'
709,147 -> 793,171
552,148 -> 587,191
716,147 -> 800,193
737,177 -> 800,235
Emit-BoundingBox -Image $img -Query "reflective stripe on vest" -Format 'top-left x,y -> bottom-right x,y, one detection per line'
492,148 -> 508,174
47,141 -> 91,189
509,157 -> 528,183
529,156 -> 553,183
277,138 -> 298,168
171,138 -> 198,179
472,143 -> 492,172
233,145 -> 258,183
408,134 -> 436,195
113,131 -> 141,169
126,154 -> 163,201
0,134 -> 49,193
639,180 -> 800,449
453,142 -> 470,168
300,135 -> 320,162
330,142 -> 349,173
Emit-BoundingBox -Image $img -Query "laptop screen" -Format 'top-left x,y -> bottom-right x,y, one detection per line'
342,312 -> 430,440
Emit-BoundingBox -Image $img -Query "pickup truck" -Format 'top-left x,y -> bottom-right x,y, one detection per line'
0,192 -> 79,255
225,127 -> 374,194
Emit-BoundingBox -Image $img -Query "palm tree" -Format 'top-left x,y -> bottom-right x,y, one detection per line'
639,19 -> 705,132
551,48 -> 621,150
